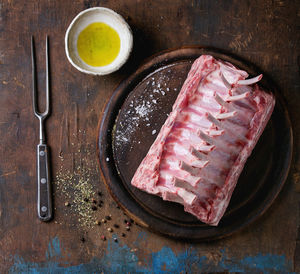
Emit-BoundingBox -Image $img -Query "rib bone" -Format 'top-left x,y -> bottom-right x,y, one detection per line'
226,92 -> 250,101
177,188 -> 197,205
221,72 -> 232,89
173,177 -> 195,192
190,147 -> 208,161
198,130 -> 218,146
180,160 -> 208,176
215,111 -> 237,119
237,74 -> 262,85
214,93 -> 235,111
206,113 -> 248,143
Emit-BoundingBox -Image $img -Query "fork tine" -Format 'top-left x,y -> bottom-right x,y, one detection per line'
31,36 -> 38,116
45,35 -> 49,116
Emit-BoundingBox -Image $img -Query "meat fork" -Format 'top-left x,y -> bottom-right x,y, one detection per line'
31,36 -> 53,221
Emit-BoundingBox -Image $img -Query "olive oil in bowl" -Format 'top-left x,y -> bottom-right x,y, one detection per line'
65,7 -> 133,75
77,22 -> 121,67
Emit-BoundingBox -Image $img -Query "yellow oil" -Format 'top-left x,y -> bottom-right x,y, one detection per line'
77,22 -> 120,67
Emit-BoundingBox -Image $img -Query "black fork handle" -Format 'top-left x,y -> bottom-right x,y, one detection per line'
37,143 -> 52,221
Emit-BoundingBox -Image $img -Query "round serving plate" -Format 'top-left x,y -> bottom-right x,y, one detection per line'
97,47 -> 293,240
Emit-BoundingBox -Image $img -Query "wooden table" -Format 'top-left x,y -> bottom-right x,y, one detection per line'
1,0 -> 299,272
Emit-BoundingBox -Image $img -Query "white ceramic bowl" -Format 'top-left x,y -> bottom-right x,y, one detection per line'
65,7 -> 133,75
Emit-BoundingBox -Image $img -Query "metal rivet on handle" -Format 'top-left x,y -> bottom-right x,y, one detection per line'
39,151 -> 45,156
41,206 -> 47,212
41,178 -> 46,184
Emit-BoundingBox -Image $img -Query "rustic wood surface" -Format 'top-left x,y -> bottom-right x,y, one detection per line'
0,0 -> 299,272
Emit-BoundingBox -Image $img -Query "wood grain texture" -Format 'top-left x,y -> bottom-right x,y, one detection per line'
0,0 -> 299,272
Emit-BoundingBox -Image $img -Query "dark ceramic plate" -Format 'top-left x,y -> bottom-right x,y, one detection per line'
97,47 -> 293,240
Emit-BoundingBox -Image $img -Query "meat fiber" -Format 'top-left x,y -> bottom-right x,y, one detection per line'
131,55 -> 275,226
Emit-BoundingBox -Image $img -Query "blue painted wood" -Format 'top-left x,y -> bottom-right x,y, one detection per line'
9,236 -> 294,273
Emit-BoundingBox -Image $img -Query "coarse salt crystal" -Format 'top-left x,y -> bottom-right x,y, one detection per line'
152,130 -> 156,135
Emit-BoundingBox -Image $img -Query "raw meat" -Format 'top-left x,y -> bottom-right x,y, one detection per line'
131,55 -> 275,226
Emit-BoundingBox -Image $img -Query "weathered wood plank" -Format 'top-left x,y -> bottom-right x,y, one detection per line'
0,0 -> 299,272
